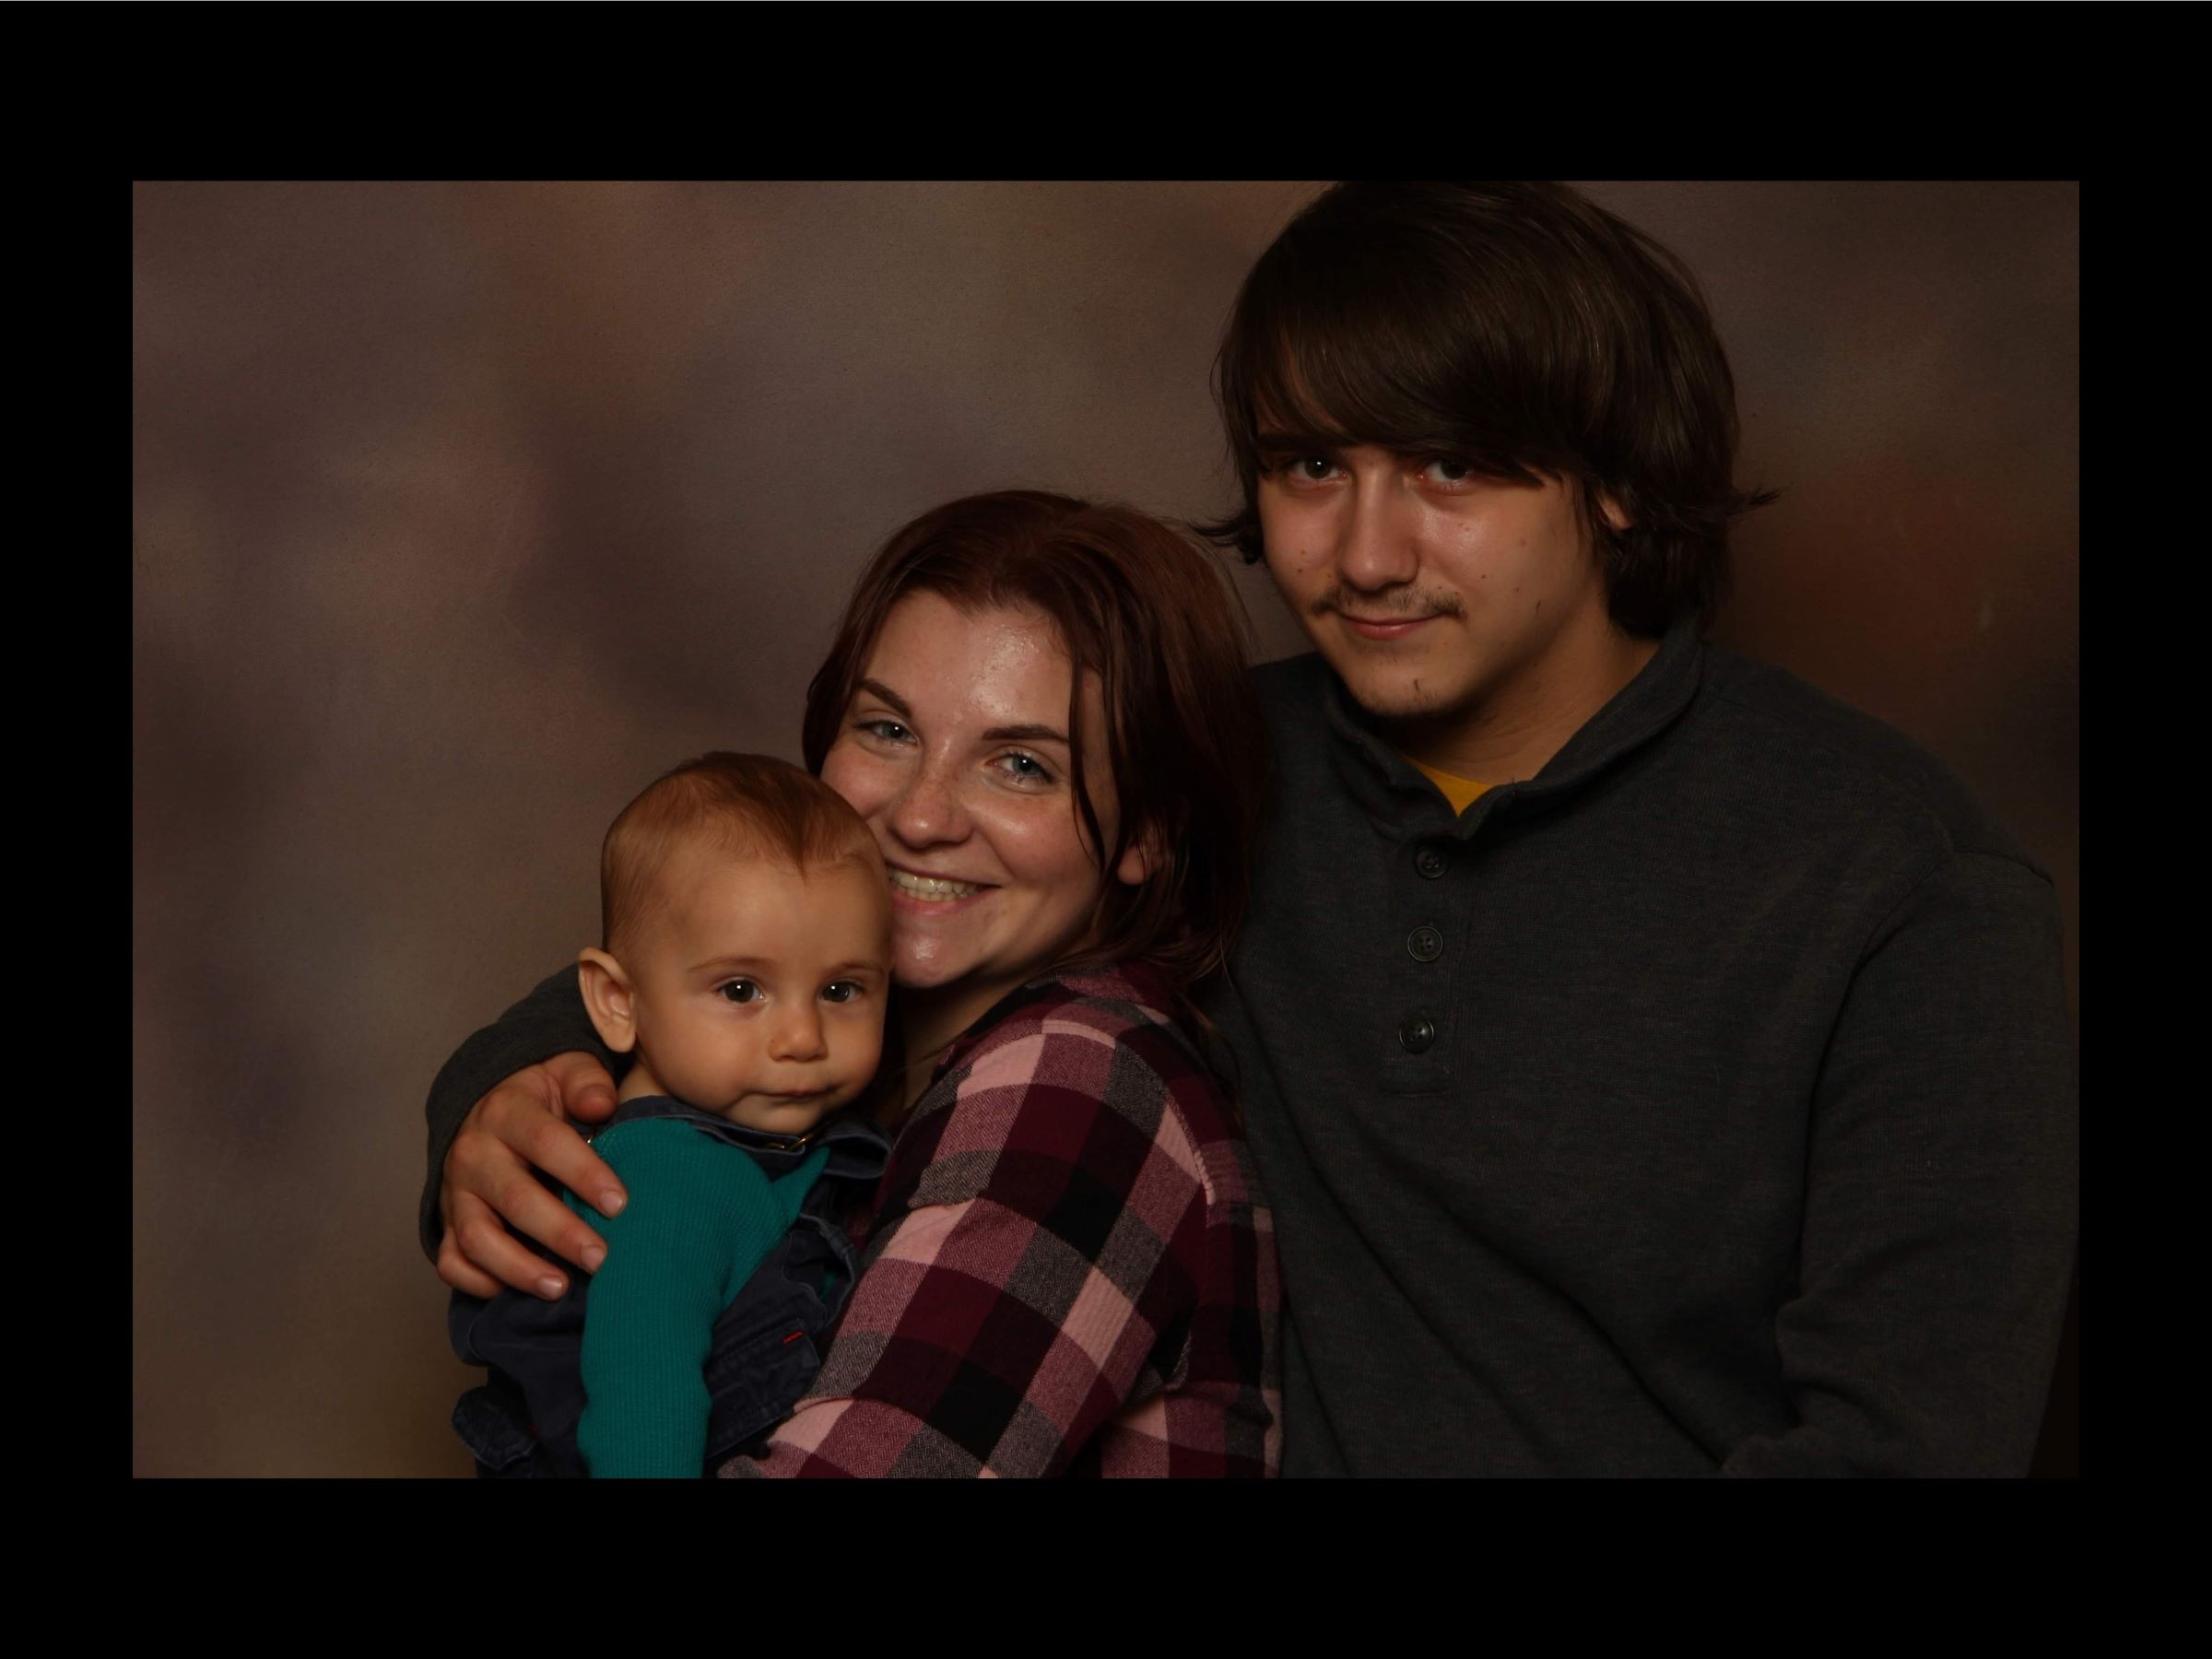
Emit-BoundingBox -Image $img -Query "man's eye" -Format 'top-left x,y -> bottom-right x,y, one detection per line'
1262,453 -> 1335,483
1421,455 -> 1477,484
719,979 -> 761,1004
821,981 -> 862,1005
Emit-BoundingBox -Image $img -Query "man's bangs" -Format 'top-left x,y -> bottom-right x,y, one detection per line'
1242,310 -> 1411,448
1239,307 -> 1546,483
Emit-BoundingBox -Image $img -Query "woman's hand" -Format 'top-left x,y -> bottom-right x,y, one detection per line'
436,1053 -> 626,1300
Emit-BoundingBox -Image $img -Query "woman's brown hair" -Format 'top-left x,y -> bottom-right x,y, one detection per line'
801,490 -> 1265,1002
1202,180 -> 1776,636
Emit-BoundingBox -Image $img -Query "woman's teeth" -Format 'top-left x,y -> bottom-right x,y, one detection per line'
889,869 -> 981,901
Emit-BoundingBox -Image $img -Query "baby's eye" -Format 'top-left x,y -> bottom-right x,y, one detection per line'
820,981 -> 863,1005
718,979 -> 761,1004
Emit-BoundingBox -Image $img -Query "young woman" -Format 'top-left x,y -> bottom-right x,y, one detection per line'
423,491 -> 1279,1476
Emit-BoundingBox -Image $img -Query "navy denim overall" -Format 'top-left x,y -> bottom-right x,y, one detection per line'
447,1098 -> 892,1477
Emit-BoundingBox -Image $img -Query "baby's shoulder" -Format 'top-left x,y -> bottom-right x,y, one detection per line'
577,1115 -> 773,1207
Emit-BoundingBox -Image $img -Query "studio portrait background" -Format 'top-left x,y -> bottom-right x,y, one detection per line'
132,181 -> 2079,1477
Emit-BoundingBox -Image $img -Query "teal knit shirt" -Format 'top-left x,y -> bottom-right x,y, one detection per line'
562,1112 -> 830,1477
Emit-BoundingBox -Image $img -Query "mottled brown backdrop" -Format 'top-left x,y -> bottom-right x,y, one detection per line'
132,182 -> 2078,1477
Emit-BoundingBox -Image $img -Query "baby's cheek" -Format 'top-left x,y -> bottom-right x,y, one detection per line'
855,1022 -> 887,1077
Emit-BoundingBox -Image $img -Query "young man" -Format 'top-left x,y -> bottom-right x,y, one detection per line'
1197,181 -> 2077,1475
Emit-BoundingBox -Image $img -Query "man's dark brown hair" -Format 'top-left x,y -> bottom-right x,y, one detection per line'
1203,181 -> 1775,635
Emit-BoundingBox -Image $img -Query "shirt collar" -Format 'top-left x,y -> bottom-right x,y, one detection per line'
602,1094 -> 892,1179
1319,612 -> 1707,831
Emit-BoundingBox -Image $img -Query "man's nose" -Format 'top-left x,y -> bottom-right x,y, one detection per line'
1334,476 -> 1418,594
886,754 -> 968,848
769,999 -> 827,1064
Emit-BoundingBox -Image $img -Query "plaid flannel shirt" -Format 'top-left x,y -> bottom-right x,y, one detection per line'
720,963 -> 1280,1477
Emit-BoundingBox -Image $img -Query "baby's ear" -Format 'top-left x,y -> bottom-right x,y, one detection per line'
577,949 -> 640,1054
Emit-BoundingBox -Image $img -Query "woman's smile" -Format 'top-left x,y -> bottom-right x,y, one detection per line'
886,865 -> 987,902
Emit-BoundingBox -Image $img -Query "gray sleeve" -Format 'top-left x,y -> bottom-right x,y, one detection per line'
417,967 -> 625,1262
1722,852 -> 2078,1477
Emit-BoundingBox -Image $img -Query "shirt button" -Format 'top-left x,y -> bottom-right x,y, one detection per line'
1415,845 -> 1449,879
1407,925 -> 1443,962
1399,1014 -> 1438,1053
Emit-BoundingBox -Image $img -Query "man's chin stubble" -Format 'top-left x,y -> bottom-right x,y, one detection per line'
1336,663 -> 1467,726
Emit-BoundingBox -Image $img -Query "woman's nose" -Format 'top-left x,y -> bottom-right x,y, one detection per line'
886,757 -> 968,848
769,999 -> 827,1064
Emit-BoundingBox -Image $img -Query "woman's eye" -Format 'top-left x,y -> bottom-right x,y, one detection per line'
718,979 -> 761,1004
857,718 -> 912,744
821,981 -> 862,1005
995,750 -> 1054,784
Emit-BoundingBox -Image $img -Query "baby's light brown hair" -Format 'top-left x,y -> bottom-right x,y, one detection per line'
599,752 -> 887,961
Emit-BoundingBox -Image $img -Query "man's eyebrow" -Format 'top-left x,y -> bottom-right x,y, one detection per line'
853,678 -> 913,719
982,723 -> 1068,746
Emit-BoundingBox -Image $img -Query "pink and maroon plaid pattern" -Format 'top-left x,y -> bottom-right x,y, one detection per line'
719,963 -> 1280,1477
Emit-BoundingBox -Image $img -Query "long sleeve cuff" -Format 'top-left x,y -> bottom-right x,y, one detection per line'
418,966 -> 621,1260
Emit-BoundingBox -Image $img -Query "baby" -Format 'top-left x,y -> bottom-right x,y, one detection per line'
450,752 -> 894,1477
